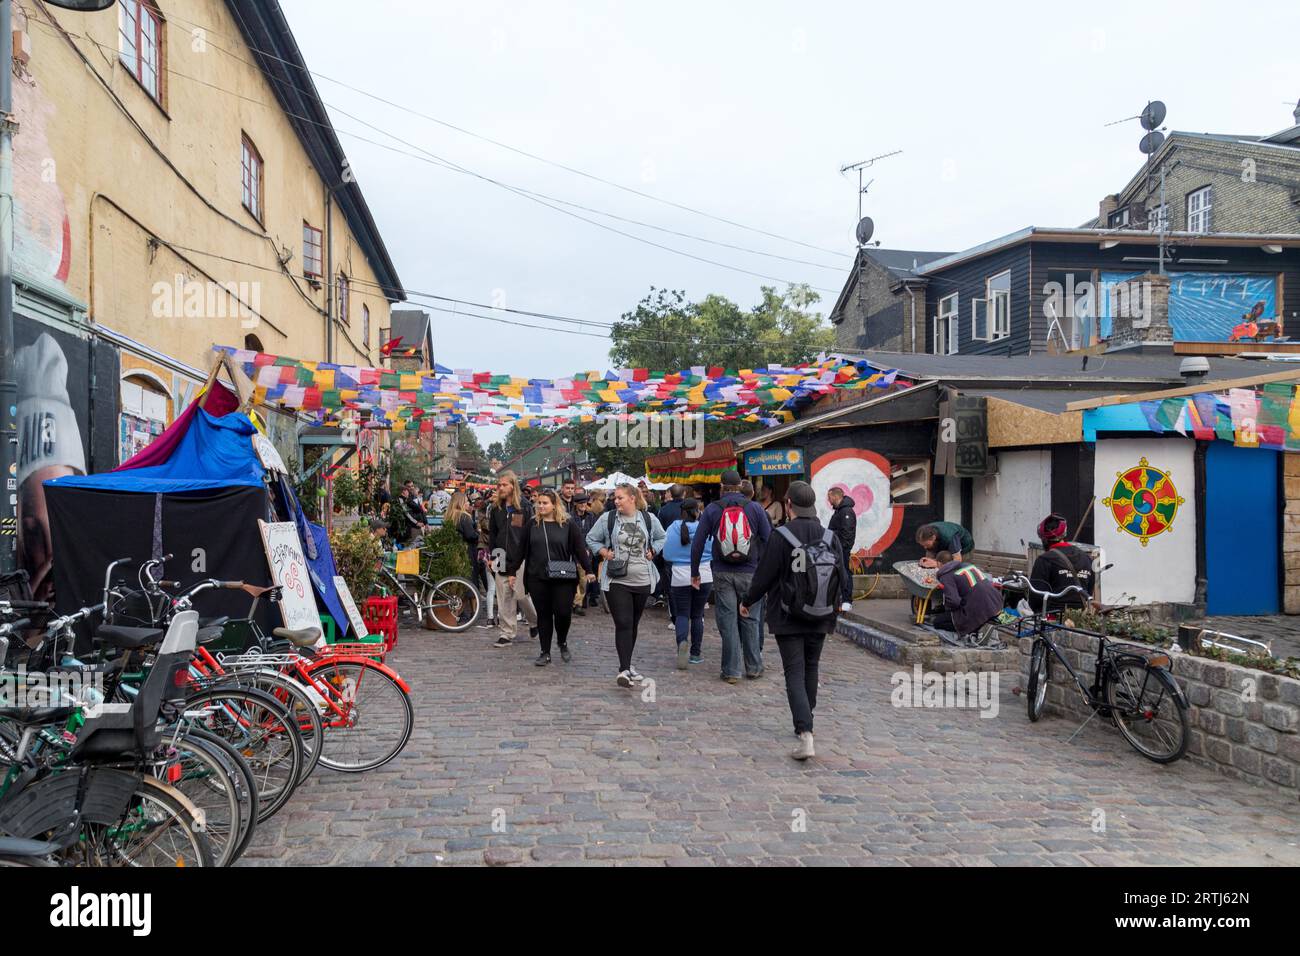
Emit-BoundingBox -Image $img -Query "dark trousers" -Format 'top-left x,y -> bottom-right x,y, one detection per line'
840,549 -> 854,605
606,582 -> 650,671
775,633 -> 827,735
670,582 -> 711,655
530,579 -> 578,654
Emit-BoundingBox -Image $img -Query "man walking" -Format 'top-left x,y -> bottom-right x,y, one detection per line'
827,486 -> 857,613
691,469 -> 771,683
741,481 -> 845,761
487,471 -> 538,647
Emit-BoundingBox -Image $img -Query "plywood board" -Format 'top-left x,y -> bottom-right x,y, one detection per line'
986,397 -> 1081,447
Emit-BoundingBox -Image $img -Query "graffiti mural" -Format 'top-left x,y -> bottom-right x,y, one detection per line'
809,448 -> 903,557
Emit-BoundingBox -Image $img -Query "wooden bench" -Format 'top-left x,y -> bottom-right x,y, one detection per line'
969,550 -> 1028,577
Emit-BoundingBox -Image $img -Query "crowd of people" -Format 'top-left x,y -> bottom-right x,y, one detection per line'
438,468 -> 861,761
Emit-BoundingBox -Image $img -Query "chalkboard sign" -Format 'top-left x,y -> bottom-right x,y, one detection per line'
257,520 -> 320,637
936,392 -> 990,477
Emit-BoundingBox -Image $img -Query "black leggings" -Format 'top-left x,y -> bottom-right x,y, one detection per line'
530,579 -> 578,654
775,633 -> 827,735
605,582 -> 651,671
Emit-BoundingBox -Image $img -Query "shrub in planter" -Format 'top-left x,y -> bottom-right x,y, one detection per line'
332,469 -> 363,513
421,522 -> 472,581
329,524 -> 383,601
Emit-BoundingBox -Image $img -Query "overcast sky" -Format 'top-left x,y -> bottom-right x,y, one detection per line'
282,0 -> 1298,441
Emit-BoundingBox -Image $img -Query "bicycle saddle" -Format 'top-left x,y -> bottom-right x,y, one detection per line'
95,625 -> 165,649
273,626 -> 321,648
0,704 -> 77,725
198,615 -> 230,629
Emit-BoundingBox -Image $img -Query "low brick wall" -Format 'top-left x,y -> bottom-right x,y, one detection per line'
1017,632 -> 1300,799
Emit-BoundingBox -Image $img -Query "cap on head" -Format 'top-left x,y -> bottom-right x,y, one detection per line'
786,480 -> 818,518
1038,513 -> 1068,544
720,468 -> 742,487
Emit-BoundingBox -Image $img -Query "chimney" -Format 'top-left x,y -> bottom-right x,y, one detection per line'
1106,273 -> 1172,352
1294,98 -> 1300,125
1099,194 -> 1119,224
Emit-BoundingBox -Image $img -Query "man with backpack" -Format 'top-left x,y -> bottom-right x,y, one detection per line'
1026,513 -> 1096,612
739,481 -> 844,761
691,469 -> 772,684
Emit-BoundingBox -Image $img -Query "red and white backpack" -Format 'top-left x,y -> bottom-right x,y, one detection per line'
717,504 -> 755,562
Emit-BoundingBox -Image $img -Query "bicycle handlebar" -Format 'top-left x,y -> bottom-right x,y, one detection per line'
1000,573 -> 1090,604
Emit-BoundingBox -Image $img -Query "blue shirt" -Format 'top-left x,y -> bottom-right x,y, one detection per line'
689,493 -> 772,576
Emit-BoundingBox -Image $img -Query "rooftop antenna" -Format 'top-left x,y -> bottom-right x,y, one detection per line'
840,150 -> 902,242
1137,100 -> 1169,275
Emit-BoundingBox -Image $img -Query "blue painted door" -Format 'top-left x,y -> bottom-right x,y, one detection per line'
1205,443 -> 1279,615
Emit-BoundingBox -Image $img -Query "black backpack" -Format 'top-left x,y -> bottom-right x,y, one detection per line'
775,526 -> 843,621
1042,548 -> 1093,606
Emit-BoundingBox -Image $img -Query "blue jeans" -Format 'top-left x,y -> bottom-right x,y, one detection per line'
712,571 -> 763,678
671,582 -> 711,655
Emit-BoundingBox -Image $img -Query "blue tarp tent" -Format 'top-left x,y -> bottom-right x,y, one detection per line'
45,404 -> 352,637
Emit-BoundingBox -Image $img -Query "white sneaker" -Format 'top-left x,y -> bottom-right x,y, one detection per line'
840,602 -> 853,613
792,731 -> 815,761
616,670 -> 634,688
627,666 -> 644,684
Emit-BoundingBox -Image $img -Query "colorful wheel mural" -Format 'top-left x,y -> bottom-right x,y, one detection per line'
1101,457 -> 1185,547
809,448 -> 903,558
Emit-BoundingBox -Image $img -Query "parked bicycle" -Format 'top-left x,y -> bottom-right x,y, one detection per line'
1002,573 -> 1190,764
377,557 -> 480,633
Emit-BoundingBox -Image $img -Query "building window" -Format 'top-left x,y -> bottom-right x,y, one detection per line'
303,223 -> 323,279
933,293 -> 959,355
987,271 -> 1011,340
119,0 -> 163,104
241,134 -> 263,222
337,274 -> 350,325
1187,186 -> 1212,233
244,333 -> 264,353
362,304 -> 371,350
1107,207 -> 1131,229
890,460 -> 931,506
1146,203 -> 1168,232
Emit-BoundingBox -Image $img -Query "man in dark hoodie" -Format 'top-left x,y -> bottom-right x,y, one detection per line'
691,469 -> 772,683
740,480 -> 844,761
826,487 -> 857,612
930,551 -> 1002,636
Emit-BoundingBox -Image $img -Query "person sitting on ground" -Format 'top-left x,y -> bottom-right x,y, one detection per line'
929,551 -> 1002,636
1026,513 -> 1095,613
917,521 -> 974,568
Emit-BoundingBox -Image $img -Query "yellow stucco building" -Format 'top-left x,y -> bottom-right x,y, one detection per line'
11,0 -> 404,469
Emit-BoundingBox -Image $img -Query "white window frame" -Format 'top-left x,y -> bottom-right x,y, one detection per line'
970,297 -> 990,342
1187,186 -> 1212,234
987,270 -> 1011,341
241,134 -> 263,222
303,222 -> 323,279
935,293 -> 959,354
1108,207 -> 1130,228
1146,203 -> 1168,233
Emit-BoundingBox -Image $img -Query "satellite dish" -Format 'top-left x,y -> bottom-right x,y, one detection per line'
1138,130 -> 1165,155
1139,100 -> 1166,131
43,0 -> 118,9
855,217 -> 875,246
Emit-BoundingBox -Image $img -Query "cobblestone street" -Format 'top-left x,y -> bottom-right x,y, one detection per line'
246,610 -> 1300,866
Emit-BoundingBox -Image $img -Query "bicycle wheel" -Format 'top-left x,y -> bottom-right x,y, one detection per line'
165,733 -> 243,867
305,658 -> 413,773
181,726 -> 259,865
79,777 -> 215,868
1026,640 -> 1050,722
184,687 -> 303,822
1105,659 -> 1189,763
221,671 -> 324,784
421,576 -> 480,632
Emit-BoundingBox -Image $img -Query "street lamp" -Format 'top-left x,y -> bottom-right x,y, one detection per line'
1,0 -> 118,570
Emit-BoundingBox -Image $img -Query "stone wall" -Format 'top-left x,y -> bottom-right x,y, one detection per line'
1018,634 -> 1300,799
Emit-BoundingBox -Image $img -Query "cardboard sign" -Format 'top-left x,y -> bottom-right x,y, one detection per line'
252,433 -> 288,474
257,520 -> 319,635
332,575 -> 369,639
395,548 -> 421,575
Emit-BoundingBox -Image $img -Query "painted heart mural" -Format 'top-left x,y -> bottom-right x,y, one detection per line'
809,448 -> 903,557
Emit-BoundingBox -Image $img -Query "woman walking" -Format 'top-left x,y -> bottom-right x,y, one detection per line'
487,471 -> 538,648
662,497 -> 712,669
506,489 -> 594,666
446,492 -> 478,575
586,483 -> 666,688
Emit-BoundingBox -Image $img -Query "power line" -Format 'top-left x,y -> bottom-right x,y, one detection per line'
42,18 -> 841,292
140,6 -> 852,260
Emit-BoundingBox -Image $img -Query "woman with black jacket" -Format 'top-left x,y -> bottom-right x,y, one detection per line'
506,488 -> 595,666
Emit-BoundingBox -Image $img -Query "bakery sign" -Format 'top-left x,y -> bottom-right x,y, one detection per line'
743,448 -> 806,475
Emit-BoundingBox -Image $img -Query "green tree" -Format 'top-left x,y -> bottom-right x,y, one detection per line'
485,441 -> 505,463
456,424 -> 488,472
608,283 -> 833,371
